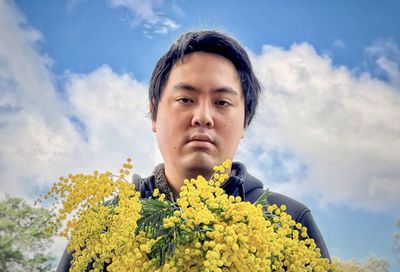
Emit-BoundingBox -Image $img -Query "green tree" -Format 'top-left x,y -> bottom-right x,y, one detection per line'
0,195 -> 55,272
333,256 -> 389,272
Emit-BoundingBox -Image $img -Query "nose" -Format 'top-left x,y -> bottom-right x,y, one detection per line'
191,101 -> 214,128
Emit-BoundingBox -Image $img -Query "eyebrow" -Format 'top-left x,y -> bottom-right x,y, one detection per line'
171,82 -> 239,96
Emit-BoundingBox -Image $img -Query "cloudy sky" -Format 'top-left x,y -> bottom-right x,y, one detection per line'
1,0 -> 400,269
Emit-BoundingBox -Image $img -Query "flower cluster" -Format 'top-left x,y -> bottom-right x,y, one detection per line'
44,159 -> 332,271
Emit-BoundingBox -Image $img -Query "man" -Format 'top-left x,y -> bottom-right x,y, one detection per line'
57,30 -> 330,271
134,30 -> 331,259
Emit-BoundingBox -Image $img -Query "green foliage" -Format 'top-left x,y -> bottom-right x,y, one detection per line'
254,189 -> 274,220
137,198 -> 177,237
0,195 -> 55,272
136,197 -> 185,266
333,256 -> 389,272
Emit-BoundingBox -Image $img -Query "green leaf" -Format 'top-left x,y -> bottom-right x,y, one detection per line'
137,198 -> 177,237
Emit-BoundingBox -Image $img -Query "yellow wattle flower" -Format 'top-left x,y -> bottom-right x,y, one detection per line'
44,159 -> 332,271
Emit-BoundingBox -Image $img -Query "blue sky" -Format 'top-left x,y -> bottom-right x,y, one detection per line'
1,0 -> 400,270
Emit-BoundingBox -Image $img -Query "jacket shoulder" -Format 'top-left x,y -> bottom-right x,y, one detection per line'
241,165 -> 309,222
267,191 -> 310,222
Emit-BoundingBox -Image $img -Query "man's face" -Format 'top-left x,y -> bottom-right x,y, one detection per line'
152,51 -> 245,176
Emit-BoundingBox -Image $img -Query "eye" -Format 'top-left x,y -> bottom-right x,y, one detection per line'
177,97 -> 193,104
215,100 -> 231,107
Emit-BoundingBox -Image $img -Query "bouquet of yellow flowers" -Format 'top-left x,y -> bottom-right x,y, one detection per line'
44,159 -> 332,272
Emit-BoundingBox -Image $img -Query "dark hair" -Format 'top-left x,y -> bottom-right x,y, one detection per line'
149,30 -> 261,127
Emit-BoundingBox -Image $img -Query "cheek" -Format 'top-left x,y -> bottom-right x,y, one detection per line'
221,120 -> 244,143
156,118 -> 182,144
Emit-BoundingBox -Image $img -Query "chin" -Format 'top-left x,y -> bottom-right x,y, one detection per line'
182,154 -> 217,177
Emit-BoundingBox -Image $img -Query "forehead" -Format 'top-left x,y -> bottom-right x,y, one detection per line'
166,52 -> 242,93
176,51 -> 238,73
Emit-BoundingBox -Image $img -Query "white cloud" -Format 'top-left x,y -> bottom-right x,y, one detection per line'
0,0 -> 81,197
65,65 -> 159,175
376,57 -> 400,86
364,39 -> 400,86
238,43 -> 400,213
0,0 -> 161,198
0,0 -> 158,191
108,0 -> 180,38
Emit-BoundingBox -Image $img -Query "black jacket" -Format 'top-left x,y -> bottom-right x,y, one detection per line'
57,162 -> 330,271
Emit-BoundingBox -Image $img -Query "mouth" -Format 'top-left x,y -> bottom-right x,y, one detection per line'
187,134 -> 216,149
189,134 -> 213,143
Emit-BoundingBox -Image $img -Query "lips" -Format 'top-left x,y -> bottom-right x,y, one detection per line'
188,134 -> 214,144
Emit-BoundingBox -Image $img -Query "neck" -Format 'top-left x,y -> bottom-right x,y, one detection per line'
163,163 -> 234,196
164,164 -> 214,196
